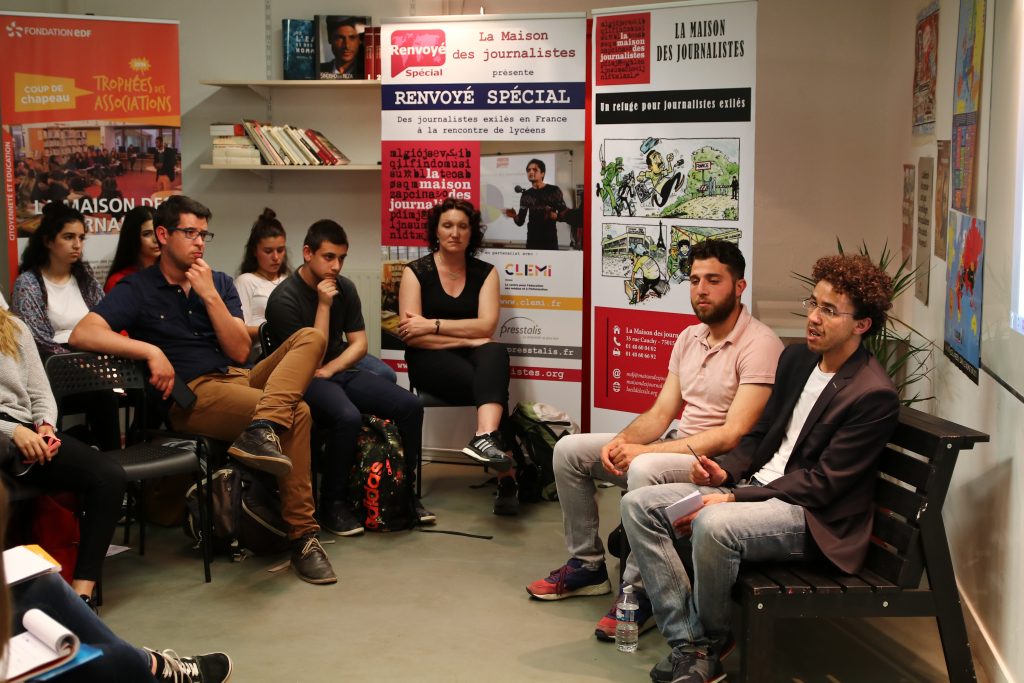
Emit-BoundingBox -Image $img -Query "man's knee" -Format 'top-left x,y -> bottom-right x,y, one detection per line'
289,327 -> 327,354
553,434 -> 596,478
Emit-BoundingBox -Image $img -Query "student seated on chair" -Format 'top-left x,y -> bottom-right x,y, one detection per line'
624,254 -> 899,683
525,240 -> 784,644
398,198 -> 520,515
68,195 -> 336,586
11,202 -> 120,450
265,219 -> 433,535
0,306 -> 125,607
0,486 -> 232,683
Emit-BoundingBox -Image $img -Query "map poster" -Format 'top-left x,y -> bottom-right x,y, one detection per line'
943,209 -> 984,383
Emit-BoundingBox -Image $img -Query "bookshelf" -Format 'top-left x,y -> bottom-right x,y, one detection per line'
199,79 -> 381,172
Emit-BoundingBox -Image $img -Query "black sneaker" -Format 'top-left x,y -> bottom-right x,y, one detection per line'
290,533 -> 337,585
462,431 -> 513,471
227,423 -> 292,477
493,476 -> 519,516
650,646 -> 725,683
319,499 -> 364,537
147,648 -> 233,682
414,497 -> 437,525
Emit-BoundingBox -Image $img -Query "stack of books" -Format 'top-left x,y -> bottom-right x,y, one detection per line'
240,120 -> 351,166
210,124 -> 261,166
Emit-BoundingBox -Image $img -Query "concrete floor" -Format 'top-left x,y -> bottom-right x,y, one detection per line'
98,462 -> 966,682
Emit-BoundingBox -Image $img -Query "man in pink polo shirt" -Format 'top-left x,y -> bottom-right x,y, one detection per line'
526,239 -> 784,641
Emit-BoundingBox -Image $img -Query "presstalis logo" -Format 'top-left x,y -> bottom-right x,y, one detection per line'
501,316 -> 542,338
505,264 -> 552,277
390,29 -> 446,77
6,21 -> 23,38
5,21 -> 92,38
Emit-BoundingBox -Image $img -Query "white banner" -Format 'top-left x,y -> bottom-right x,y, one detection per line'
589,0 -> 757,431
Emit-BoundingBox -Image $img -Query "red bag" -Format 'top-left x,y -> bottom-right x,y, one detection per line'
31,493 -> 80,584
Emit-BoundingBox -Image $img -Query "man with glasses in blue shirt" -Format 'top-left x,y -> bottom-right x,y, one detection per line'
70,195 -> 336,585
623,254 -> 900,683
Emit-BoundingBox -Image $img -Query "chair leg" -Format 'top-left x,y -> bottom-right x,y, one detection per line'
122,491 -> 132,547
739,600 -> 773,683
138,481 -> 147,556
194,467 -> 212,583
202,441 -> 214,582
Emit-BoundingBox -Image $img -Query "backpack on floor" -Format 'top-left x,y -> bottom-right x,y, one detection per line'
509,402 -> 580,502
349,414 -> 415,532
184,464 -> 289,560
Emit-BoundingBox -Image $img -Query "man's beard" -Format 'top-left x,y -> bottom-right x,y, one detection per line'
692,292 -> 738,325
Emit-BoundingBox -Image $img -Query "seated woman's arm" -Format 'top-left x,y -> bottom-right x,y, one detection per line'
398,267 -> 496,349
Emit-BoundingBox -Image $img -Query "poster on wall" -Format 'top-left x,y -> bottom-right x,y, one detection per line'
902,164 -> 916,264
379,14 -> 587,432
0,12 -> 182,285
934,139 -> 951,259
915,156 -> 933,304
950,0 -> 986,214
913,3 -> 939,136
590,0 -> 757,432
944,209 -> 984,383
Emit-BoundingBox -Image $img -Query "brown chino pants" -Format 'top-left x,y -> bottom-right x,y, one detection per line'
169,327 -> 326,538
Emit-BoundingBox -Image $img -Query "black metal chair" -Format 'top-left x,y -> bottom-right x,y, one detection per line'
44,352 -> 214,583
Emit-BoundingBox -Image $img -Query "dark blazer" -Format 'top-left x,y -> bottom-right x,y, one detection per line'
716,343 -> 899,573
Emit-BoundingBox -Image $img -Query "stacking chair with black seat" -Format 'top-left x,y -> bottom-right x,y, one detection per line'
44,352 -> 214,583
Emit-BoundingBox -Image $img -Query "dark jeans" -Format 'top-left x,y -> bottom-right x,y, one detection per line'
17,432 -> 126,581
305,367 -> 423,502
11,573 -> 153,682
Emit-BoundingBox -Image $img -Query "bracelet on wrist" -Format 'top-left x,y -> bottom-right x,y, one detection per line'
435,319 -> 441,334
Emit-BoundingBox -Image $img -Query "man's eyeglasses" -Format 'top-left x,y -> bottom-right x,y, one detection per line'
800,298 -> 855,321
167,227 -> 215,242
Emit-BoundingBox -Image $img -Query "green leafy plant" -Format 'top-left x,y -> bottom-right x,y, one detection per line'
792,239 -> 934,406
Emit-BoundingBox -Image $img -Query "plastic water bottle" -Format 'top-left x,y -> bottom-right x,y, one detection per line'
615,585 -> 640,653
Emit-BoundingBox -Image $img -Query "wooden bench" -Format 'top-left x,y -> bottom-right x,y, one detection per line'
734,406 -> 989,682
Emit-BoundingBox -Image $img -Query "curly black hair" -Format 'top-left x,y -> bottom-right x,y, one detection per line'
811,254 -> 894,338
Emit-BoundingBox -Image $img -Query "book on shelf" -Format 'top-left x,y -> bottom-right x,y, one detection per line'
209,122 -> 245,137
315,15 -> 371,80
364,27 -> 381,80
3,545 -> 60,587
4,609 -> 102,682
282,18 -> 316,80
235,121 -> 350,166
241,120 -> 285,165
308,129 -> 350,165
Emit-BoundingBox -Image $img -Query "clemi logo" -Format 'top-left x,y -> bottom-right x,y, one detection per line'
500,316 -> 542,338
504,263 -> 552,277
5,20 -> 92,39
390,29 -> 446,77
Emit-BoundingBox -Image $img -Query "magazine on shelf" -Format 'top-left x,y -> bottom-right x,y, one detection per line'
3,609 -> 102,682
282,18 -> 316,80
314,15 -> 370,80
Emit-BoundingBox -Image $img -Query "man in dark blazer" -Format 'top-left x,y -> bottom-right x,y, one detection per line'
622,254 -> 900,683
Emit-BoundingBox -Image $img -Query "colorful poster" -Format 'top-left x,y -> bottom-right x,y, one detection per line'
913,3 -> 939,136
590,1 -> 757,431
380,15 -> 587,434
0,12 -> 182,285
902,164 -> 916,264
915,156 -> 933,304
934,140 -> 951,259
944,210 -> 985,383
951,0 -> 986,213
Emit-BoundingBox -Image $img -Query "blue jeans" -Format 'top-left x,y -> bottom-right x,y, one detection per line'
356,354 -> 397,383
10,573 -> 153,681
304,367 -> 422,501
621,482 -> 811,649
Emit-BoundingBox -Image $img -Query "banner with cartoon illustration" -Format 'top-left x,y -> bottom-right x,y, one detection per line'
379,14 -> 586,436
0,12 -> 182,286
590,0 -> 757,431
944,209 -> 984,383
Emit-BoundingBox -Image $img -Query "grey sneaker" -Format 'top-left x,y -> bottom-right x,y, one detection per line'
650,646 -> 725,683
147,648 -> 233,682
227,423 -> 292,477
462,431 -> 513,471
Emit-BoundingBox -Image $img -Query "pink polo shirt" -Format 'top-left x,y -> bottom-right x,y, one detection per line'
669,305 -> 783,437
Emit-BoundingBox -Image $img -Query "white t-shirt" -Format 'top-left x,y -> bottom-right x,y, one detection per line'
752,364 -> 835,484
43,276 -> 89,344
234,272 -> 287,328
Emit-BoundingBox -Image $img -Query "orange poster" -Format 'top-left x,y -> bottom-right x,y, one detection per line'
1,12 -> 181,283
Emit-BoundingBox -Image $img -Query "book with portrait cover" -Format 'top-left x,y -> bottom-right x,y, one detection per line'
314,15 -> 370,80
282,19 -> 316,80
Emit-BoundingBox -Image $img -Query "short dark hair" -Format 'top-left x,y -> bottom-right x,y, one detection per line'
527,158 -> 545,174
687,239 -> 745,279
811,254 -> 894,338
153,195 -> 212,240
424,198 -> 485,257
304,219 -> 348,252
240,208 -> 291,275
327,16 -> 361,33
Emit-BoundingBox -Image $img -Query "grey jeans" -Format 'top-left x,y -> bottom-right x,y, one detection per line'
621,482 -> 811,648
552,432 -> 697,585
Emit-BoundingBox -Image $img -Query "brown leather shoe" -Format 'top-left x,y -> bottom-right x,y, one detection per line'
228,423 -> 292,477
290,533 -> 337,585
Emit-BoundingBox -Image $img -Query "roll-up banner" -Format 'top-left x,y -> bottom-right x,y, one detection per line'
0,12 -> 182,286
589,0 -> 757,432
379,14 -> 587,438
